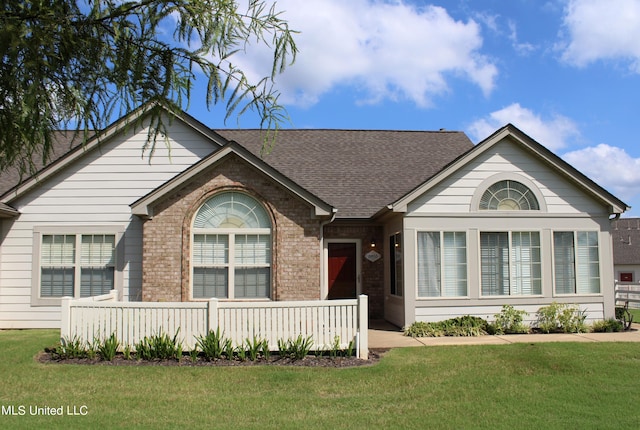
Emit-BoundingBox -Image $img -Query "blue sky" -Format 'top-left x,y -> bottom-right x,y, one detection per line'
186,0 -> 640,216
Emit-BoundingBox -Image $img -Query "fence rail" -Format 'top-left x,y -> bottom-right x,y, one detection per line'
615,281 -> 640,309
60,294 -> 369,359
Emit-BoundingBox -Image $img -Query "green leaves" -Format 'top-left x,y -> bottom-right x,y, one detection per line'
0,0 -> 297,175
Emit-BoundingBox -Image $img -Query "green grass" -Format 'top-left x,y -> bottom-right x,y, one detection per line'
2,330 -> 640,429
628,307 -> 640,324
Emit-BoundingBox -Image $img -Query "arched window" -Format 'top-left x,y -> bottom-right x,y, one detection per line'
192,192 -> 271,299
479,180 -> 540,211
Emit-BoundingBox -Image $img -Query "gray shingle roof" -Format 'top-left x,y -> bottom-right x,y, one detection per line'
612,218 -> 640,265
218,129 -> 473,218
0,127 -> 473,219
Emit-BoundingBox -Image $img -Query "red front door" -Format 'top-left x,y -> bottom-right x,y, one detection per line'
327,242 -> 357,299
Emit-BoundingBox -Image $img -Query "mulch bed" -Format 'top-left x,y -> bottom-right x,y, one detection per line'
37,349 -> 386,368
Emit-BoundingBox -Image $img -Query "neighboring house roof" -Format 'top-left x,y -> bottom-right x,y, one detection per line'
219,129 -> 473,218
612,218 -> 640,265
391,123 -> 630,215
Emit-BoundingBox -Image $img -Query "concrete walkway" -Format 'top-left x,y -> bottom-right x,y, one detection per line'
367,320 -> 640,349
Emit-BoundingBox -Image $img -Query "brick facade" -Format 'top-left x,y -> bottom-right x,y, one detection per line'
142,155 -> 323,302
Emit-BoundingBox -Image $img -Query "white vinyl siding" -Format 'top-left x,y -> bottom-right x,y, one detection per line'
417,232 -> 467,297
554,231 -> 600,294
1,120 -> 215,327
408,141 -> 607,215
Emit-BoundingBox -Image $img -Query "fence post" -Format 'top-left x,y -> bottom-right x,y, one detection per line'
208,298 -> 219,333
60,297 -> 72,340
357,294 -> 368,359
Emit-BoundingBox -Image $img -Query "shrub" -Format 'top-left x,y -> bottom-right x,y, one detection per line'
245,335 -> 264,361
196,328 -> 231,360
97,333 -> 119,361
535,302 -> 587,333
278,335 -> 313,360
53,335 -> 87,359
135,329 -> 183,360
491,305 -> 529,335
404,316 -> 489,337
592,318 -> 624,333
615,306 -> 634,330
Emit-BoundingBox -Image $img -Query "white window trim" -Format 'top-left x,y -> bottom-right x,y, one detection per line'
478,230 -> 544,298
31,226 -> 124,306
416,231 -> 469,299
190,227 -> 272,301
552,230 -> 602,296
471,173 -> 547,213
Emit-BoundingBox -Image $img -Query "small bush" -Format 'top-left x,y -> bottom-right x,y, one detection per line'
491,305 -> 529,335
54,335 -> 87,359
535,302 -> 587,333
615,306 -> 634,330
404,316 -> 489,337
245,335 -> 264,361
98,333 -> 119,361
592,319 -> 624,333
135,329 -> 183,360
196,328 -> 231,361
278,335 -> 313,360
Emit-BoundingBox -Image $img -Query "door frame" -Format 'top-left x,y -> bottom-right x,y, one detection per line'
322,239 -> 362,299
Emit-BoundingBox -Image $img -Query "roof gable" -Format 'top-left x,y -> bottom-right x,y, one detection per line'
131,141 -> 335,218
391,123 -> 630,215
0,103 -> 227,206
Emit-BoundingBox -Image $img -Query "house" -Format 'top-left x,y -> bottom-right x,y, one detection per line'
612,218 -> 640,284
0,104 -> 629,329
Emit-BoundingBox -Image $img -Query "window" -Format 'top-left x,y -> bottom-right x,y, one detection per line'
479,180 -> 539,210
389,233 -> 403,296
480,231 -> 541,296
38,233 -> 116,299
554,231 -> 600,294
417,232 -> 467,297
192,192 -> 271,299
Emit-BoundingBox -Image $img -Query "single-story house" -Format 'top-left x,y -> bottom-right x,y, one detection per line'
0,104 -> 629,329
612,218 -> 640,284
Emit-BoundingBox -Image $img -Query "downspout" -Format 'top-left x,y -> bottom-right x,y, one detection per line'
319,208 -> 338,299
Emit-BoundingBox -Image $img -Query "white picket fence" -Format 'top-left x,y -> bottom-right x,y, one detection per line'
60,293 -> 369,359
615,281 -> 640,309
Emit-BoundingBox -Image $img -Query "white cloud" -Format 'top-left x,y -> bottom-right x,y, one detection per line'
467,103 -> 579,150
560,0 -> 640,72
233,0 -> 498,107
507,20 -> 536,56
563,144 -> 640,204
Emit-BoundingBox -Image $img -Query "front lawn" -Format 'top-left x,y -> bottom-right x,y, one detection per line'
1,329 -> 639,429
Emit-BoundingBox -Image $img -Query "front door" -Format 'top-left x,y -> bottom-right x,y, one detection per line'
327,242 -> 358,299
